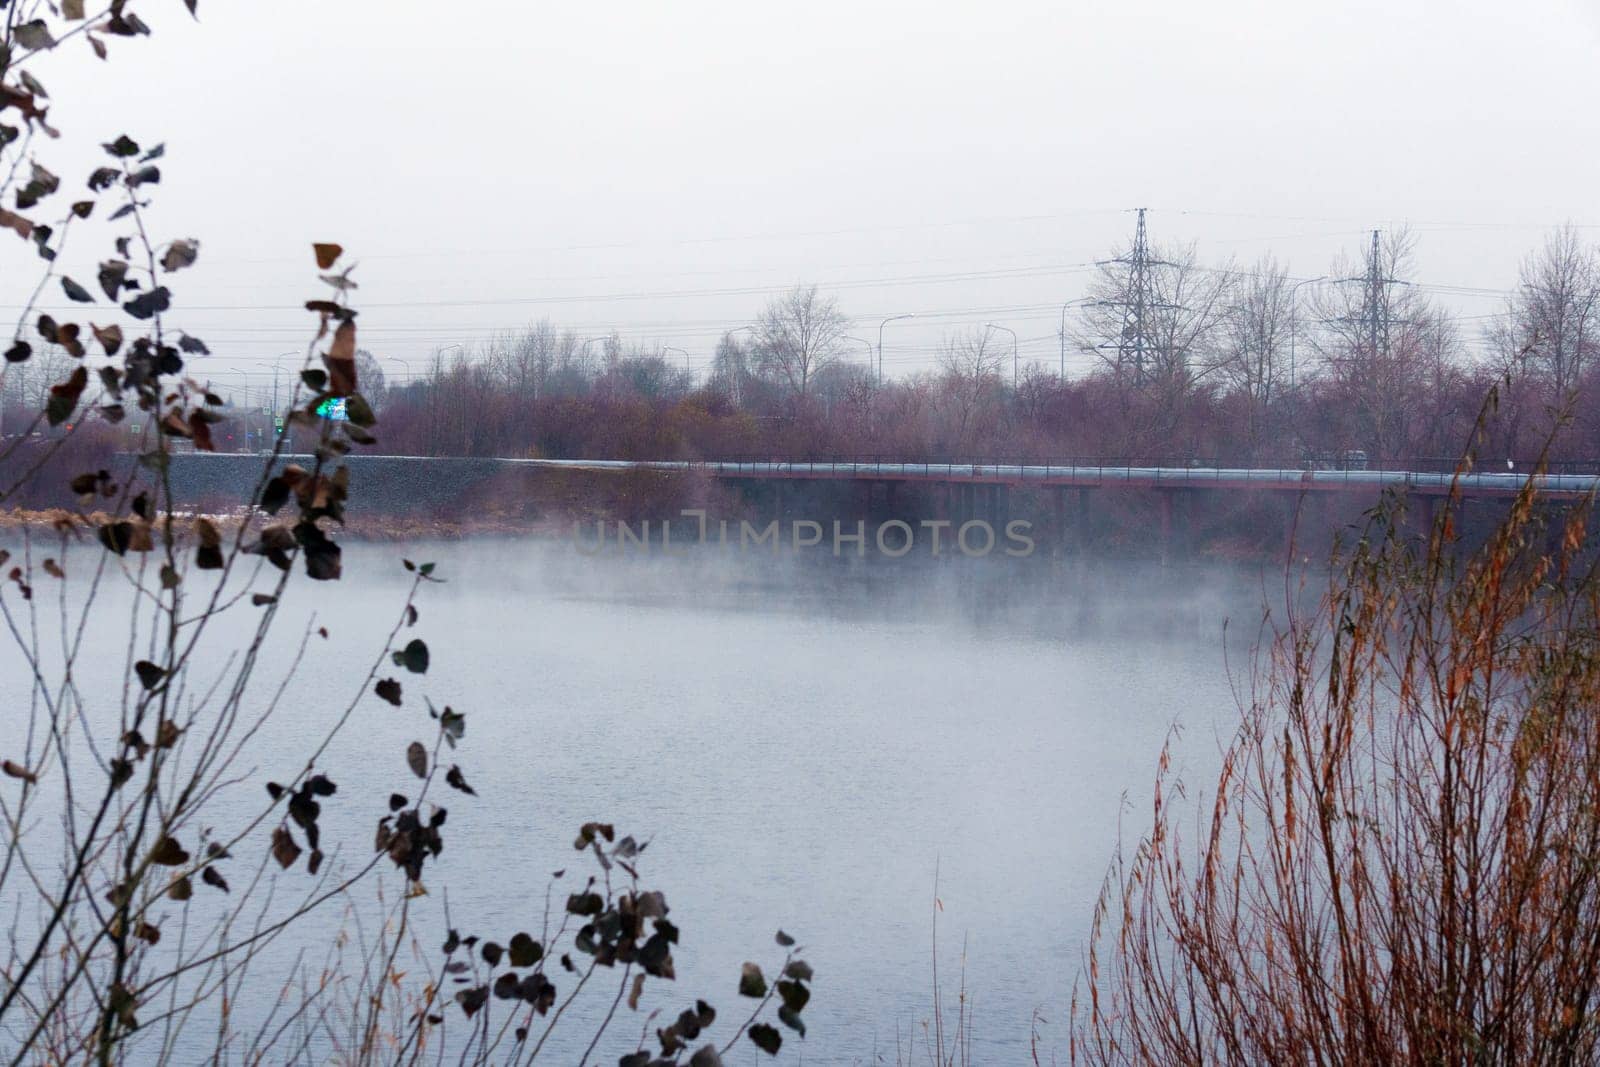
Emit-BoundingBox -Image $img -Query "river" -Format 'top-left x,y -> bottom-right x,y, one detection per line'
1,537 -> 1263,1063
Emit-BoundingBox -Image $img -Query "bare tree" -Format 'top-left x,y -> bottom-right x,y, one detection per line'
709,330 -> 753,406
1310,228 -> 1457,458
1214,256 -> 1293,449
934,329 -> 1006,451
750,285 -> 849,399
1488,224 -> 1600,397
355,349 -> 387,407
1078,241 -> 1231,399
500,319 -> 565,401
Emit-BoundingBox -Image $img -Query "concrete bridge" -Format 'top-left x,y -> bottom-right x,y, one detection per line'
511,457 -> 1591,499
518,457 -> 1597,557
159,452 -> 1597,561
163,451 -> 1600,500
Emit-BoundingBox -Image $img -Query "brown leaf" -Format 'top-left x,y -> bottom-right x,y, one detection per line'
91,323 -> 122,356
150,836 -> 189,866
406,741 -> 427,779
325,319 -> 357,395
0,208 -> 33,241
46,367 -> 88,426
313,243 -> 343,269
15,20 -> 53,51
189,411 -> 215,452
155,720 -> 181,749
270,827 -> 301,869
97,259 -> 128,300
160,411 -> 191,439
2,759 -> 39,784
56,324 -> 84,358
161,238 -> 199,272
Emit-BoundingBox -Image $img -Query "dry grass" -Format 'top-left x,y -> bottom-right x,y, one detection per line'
1072,455 -> 1600,1064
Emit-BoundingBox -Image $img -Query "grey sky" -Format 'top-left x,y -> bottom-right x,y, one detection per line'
20,0 -> 1600,396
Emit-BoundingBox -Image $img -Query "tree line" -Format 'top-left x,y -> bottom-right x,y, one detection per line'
347,225 -> 1600,467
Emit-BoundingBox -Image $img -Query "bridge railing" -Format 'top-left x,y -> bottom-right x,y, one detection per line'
709,452 -> 1600,471
703,453 -> 1397,474
674,457 -> 1600,496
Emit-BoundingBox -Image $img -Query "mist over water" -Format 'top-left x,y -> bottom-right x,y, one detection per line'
335,542 -> 1258,1060
0,538 -> 1264,1061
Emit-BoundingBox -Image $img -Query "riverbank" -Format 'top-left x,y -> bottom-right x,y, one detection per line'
0,506 -> 580,544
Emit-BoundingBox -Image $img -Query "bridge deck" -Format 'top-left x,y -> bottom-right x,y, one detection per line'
510,458 -> 1597,500
180,454 -> 1600,501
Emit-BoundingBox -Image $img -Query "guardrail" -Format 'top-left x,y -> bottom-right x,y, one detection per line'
161,452 -> 1600,499
505,458 -> 1600,498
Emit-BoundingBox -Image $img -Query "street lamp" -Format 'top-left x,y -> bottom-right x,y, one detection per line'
1287,275 -> 1327,392
576,336 -> 610,371
661,346 -> 689,375
877,313 -> 914,386
985,323 -> 1018,390
1057,298 -> 1097,381
257,354 -> 295,420
214,369 -> 250,409
1286,275 -> 1327,461
385,356 -> 414,388
843,336 -> 874,367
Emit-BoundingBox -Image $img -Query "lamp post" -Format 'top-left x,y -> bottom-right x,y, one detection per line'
216,369 -> 250,409
1057,297 -> 1097,381
843,336 -> 874,367
1286,275 -> 1326,460
258,355 -> 294,420
386,356 -> 414,388
985,323 -> 1018,390
877,313 -> 914,386
661,346 -> 689,376
1287,275 -> 1326,393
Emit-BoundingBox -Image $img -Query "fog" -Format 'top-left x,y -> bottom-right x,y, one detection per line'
0,539 -> 1264,1060
16,0 -> 1600,383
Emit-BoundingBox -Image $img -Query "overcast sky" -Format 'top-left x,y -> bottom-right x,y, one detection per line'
17,0 -> 1600,395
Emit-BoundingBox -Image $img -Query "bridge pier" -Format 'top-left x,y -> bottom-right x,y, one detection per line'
1077,487 -> 1091,552
1158,490 -> 1194,565
1051,486 -> 1094,558
1053,487 -> 1066,558
1283,492 -> 1300,563
1159,492 -> 1173,565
